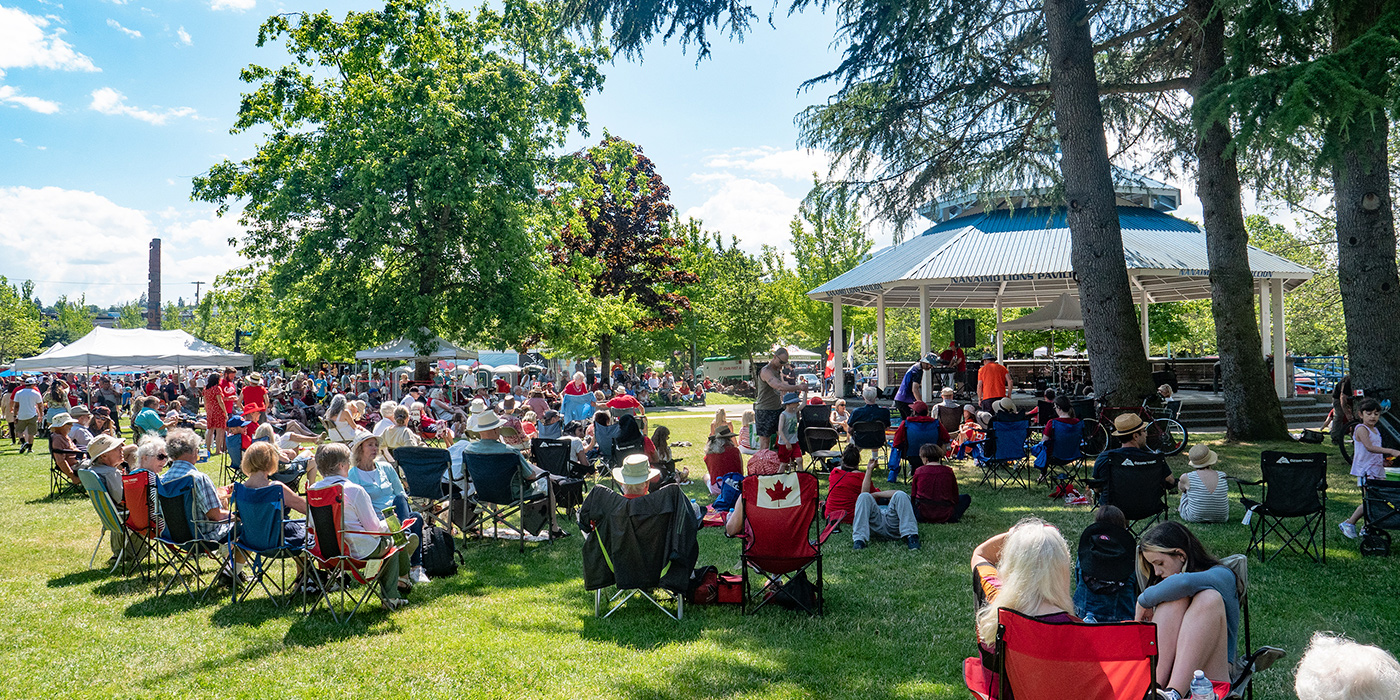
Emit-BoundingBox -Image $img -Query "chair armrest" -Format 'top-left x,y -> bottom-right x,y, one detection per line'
1084,478 -> 1106,489
817,511 -> 845,545
1229,477 -> 1263,486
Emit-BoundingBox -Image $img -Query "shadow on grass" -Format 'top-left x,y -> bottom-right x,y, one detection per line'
46,568 -> 108,588
25,492 -> 86,505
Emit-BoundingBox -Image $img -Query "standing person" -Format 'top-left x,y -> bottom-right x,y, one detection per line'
940,340 -> 968,391
1340,398 -> 1400,538
775,393 -> 803,469
1328,373 -> 1354,447
584,357 -> 597,389
752,347 -> 805,450
893,354 -> 938,420
219,367 -> 241,420
202,374 -> 227,455
976,352 -> 1010,413
2,381 -> 15,445
12,377 -> 44,454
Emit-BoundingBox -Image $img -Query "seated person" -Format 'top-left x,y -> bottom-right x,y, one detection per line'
163,429 -> 241,576
48,413 -> 84,487
612,452 -> 659,498
990,397 -> 1027,423
890,401 -> 950,468
606,386 -> 644,417
381,405 -> 423,456
971,518 -> 1078,697
589,411 -> 620,464
133,396 -> 177,437
84,433 -> 128,501
89,406 -> 118,437
910,443 -> 970,523
952,404 -> 985,458
650,425 -> 686,483
1072,506 -> 1137,623
1030,395 -> 1080,473
372,401 -> 398,435
536,409 -> 564,440
464,410 -> 566,538
347,432 -> 429,584
239,441 -> 308,578
826,445 -> 920,550
1177,445 -> 1230,523
1135,522 -> 1239,700
937,385 -> 960,410
1294,633 -> 1400,700
847,386 -> 891,431
703,427 -> 743,495
830,399 -> 851,433
308,442 -> 419,609
68,405 -> 94,452
709,408 -> 734,438
1091,414 -> 1176,503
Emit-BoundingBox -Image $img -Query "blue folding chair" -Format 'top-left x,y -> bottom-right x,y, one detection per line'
153,475 -> 233,601
890,419 -> 941,483
231,482 -> 306,607
1040,420 -> 1086,484
969,420 -> 1032,489
464,451 -> 556,553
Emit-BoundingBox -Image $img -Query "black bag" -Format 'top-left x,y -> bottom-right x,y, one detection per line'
1361,527 -> 1391,557
420,525 -> 458,577
769,571 -> 816,611
1298,429 -> 1325,444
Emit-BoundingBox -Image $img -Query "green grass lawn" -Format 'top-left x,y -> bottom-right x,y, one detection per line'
1,415 -> 1395,699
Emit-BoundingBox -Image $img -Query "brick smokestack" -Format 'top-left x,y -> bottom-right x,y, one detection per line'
147,238 -> 161,329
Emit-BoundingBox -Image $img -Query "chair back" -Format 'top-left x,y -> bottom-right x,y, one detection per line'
741,472 -> 818,575
393,446 -> 452,498
989,420 -> 1029,461
561,392 -> 595,423
1363,479 -> 1400,530
905,419 -> 943,458
1046,420 -> 1085,463
78,469 -> 125,534
805,426 -> 841,455
850,421 -> 886,450
1036,400 -> 1055,426
799,404 -> 832,429
996,608 -> 1158,700
936,405 -> 963,435
1098,452 -> 1169,521
156,475 -> 199,544
1259,451 -> 1327,517
307,484 -> 346,560
325,423 -> 355,443
531,440 -> 573,478
463,451 -> 524,505
231,482 -> 287,551
123,469 -> 160,537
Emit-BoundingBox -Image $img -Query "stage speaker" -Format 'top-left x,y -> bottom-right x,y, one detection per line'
953,318 -> 977,348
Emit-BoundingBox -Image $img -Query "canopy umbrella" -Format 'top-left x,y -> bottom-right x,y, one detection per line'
12,327 -> 250,373
492,364 -> 522,374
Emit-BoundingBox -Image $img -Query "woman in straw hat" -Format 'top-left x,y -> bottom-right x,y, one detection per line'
1177,445 -> 1230,523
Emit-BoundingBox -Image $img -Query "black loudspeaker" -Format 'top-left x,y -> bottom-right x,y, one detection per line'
954,319 -> 977,348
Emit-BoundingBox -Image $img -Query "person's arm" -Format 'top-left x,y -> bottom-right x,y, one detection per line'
1138,566 -> 1234,612
972,531 -> 1009,570
281,482 -> 308,514
861,459 -> 877,493
724,497 -> 745,536
1356,423 -> 1400,458
976,378 -> 984,402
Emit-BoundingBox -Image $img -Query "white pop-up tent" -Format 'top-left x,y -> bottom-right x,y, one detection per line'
354,335 -> 479,362
12,327 -> 252,372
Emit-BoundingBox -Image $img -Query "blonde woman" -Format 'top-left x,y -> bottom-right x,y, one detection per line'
380,405 -> 422,458
737,410 -> 757,454
709,408 -> 733,438
971,518 -> 1077,697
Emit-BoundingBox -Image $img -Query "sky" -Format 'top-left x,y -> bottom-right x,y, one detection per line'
0,0 -> 1220,308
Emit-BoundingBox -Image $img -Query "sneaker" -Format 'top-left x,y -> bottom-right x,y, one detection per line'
852,539 -> 867,550
906,534 -> 921,550
1155,690 -> 1182,700
409,566 -> 430,584
1340,521 -> 1359,539
397,577 -> 413,596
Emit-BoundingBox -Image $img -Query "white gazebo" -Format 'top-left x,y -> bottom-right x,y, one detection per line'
807,175 -> 1313,400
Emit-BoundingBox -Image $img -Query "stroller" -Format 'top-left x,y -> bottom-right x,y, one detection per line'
1072,520 -> 1138,622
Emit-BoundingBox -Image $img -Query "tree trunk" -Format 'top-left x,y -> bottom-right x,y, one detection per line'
1043,0 -> 1153,405
1333,0 -> 1400,399
599,333 -> 612,391
1190,0 -> 1291,440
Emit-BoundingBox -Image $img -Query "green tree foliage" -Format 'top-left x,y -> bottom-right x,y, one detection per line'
115,302 -> 146,330
0,277 -> 43,363
1245,215 -> 1345,356
44,295 -> 94,346
192,0 -> 606,371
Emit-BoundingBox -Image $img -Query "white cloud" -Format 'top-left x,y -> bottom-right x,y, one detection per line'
683,178 -> 801,256
0,6 -> 98,73
176,26 -> 191,45
105,18 -> 140,38
0,84 -> 60,113
0,186 -> 245,304
12,137 -> 21,143
703,147 -> 832,181
209,0 -> 255,11
89,87 -> 195,125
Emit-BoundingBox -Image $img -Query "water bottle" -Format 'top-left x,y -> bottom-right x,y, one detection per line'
1189,670 -> 1215,700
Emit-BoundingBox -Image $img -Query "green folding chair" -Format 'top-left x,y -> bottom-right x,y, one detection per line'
77,469 -> 140,575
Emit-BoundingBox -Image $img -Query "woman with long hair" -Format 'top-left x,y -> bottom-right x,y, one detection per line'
709,408 -> 733,437
1135,522 -> 1238,700
202,374 -> 227,455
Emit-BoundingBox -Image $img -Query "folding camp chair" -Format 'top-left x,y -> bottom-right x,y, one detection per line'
1362,478 -> 1400,541
894,418 -> 943,482
1086,452 -> 1171,536
49,444 -> 85,498
850,421 -> 888,463
734,472 -> 843,616
529,439 -> 587,514
392,446 -> 456,535
230,482 -> 306,607
122,469 -> 160,580
936,405 -> 963,440
325,422 -> 356,443
1042,420 -> 1086,483
969,420 -> 1031,490
1231,451 -> 1327,563
463,451 -> 557,553
798,404 -> 836,452
77,469 -> 137,575
223,433 -> 245,484
1213,555 -> 1287,700
153,475 -> 233,601
804,426 -> 843,473
581,485 -> 698,620
304,483 -> 416,624
963,608 -> 1159,700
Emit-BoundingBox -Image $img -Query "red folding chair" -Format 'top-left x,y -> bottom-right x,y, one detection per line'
964,608 -> 1158,700
121,469 -> 161,580
305,484 -> 416,624
735,472 -> 843,616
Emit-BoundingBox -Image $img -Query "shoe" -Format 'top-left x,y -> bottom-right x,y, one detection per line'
906,534 -> 921,550
852,539 -> 867,550
383,597 -> 409,611
410,566 -> 430,584
1340,522 -> 1359,539
1155,690 -> 1182,700
549,528 -> 571,539
397,577 -> 413,595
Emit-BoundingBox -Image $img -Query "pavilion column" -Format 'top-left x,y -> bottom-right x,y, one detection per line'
832,296 -> 844,399
1139,285 -> 1150,357
994,299 -> 1004,362
1259,281 -> 1272,360
1271,278 -> 1286,398
919,286 -> 931,402
876,293 -> 888,390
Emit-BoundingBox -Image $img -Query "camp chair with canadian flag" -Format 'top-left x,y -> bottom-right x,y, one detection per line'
733,472 -> 843,616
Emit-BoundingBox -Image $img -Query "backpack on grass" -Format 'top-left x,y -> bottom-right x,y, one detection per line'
420,525 -> 458,577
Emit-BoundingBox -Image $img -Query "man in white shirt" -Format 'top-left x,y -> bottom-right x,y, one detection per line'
13,378 -> 44,454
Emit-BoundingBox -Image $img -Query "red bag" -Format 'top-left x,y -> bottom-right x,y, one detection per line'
716,573 -> 744,604
686,566 -> 744,605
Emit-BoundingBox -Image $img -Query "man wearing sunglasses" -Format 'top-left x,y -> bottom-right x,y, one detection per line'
753,347 -> 806,451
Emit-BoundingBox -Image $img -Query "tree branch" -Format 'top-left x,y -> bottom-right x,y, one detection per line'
1100,77 -> 1191,94
1094,10 -> 1186,53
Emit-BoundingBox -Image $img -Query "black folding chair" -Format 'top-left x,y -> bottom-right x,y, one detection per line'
153,475 -> 232,601
1087,452 -> 1170,536
849,421 -> 888,463
804,426 -> 843,472
1232,451 -> 1327,563
529,439 -> 586,515
463,451 -> 556,553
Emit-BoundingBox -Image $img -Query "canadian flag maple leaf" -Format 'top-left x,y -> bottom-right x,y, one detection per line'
765,479 -> 794,503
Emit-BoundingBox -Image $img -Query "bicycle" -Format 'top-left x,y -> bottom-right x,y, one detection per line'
1079,396 -> 1188,457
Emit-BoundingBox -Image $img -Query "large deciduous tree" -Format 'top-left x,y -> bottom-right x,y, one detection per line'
193,0 -> 606,376
0,278 -> 43,363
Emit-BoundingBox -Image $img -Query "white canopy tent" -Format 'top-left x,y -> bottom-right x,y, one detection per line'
12,327 -> 252,373
996,293 -> 1084,331
354,335 -> 479,362
807,175 -> 1313,400
772,344 -> 823,363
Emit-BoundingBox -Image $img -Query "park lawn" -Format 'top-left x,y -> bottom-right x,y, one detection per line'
0,412 -> 1395,699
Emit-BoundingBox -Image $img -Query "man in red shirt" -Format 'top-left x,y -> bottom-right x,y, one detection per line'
605,385 -> 645,416
940,340 -> 968,391
825,445 -> 919,551
976,352 -> 1010,413
911,443 -> 971,523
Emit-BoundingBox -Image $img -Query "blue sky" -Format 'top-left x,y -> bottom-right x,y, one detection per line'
0,0 -> 1214,308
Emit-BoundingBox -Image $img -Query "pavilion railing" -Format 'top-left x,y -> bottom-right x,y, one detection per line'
1292,355 -> 1346,395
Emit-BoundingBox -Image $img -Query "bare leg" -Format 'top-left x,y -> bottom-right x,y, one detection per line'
1344,503 -> 1365,526
1157,589 -> 1232,693
1152,597 -> 1190,689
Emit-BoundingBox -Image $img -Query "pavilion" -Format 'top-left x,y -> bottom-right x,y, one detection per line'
806,172 -> 1314,401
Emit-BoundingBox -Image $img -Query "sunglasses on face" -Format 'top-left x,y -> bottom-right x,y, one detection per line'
156,453 -> 169,461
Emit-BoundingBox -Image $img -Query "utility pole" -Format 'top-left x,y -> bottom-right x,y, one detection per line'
192,281 -> 205,305
147,238 -> 162,329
